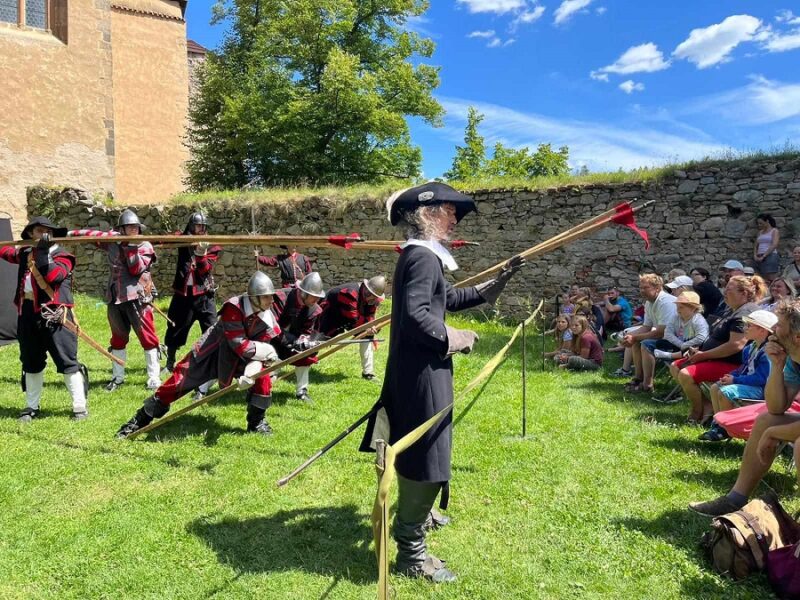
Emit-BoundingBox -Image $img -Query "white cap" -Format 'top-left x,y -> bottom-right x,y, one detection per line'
743,266 -> 755,276
666,275 -> 693,289
722,260 -> 744,270
743,309 -> 778,332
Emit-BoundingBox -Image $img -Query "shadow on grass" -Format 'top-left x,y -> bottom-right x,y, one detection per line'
141,413 -> 230,446
0,405 -> 73,420
611,508 -> 772,598
189,505 -> 374,585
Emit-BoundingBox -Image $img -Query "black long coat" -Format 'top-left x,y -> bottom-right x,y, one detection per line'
360,244 -> 484,482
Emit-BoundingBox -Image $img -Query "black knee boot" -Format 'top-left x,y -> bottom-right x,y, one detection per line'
165,348 -> 176,373
116,396 -> 169,438
394,475 -> 456,583
246,393 -> 273,435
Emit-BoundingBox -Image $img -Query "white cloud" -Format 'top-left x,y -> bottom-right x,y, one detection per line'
684,75 -> 800,125
439,96 -> 725,172
762,30 -> 800,52
512,5 -> 546,27
673,14 -> 762,68
554,0 -> 593,25
595,6 -> 607,15
487,38 -> 503,48
456,0 -> 526,14
619,80 -> 645,94
504,38 -> 516,46
592,43 -> 670,78
776,10 -> 800,25
468,30 -> 496,38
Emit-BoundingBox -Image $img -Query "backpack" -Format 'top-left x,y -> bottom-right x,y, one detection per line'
701,491 -> 800,580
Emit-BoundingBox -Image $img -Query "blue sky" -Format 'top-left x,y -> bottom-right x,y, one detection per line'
186,1 -> 800,178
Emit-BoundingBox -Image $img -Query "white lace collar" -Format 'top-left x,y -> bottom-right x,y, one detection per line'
402,238 -> 458,272
242,295 -> 276,327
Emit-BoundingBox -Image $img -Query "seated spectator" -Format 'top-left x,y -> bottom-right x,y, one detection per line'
699,309 -> 778,442
666,268 -> 687,282
637,291 -> 709,393
782,245 -> 800,289
620,274 -> 677,390
759,276 -> 796,312
556,315 -> 603,371
665,275 -> 694,296
600,287 -> 633,333
669,275 -> 765,425
690,267 -> 724,319
557,292 -> 575,316
544,314 -> 573,360
742,266 -> 755,277
689,298 -> 800,517
719,259 -> 745,289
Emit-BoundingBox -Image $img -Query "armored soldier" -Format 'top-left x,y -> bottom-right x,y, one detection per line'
116,272 -> 281,438
257,245 -> 313,288
360,183 -> 524,583
0,217 -> 88,421
163,212 -> 222,373
318,276 -> 386,380
271,271 -> 325,402
72,209 -> 161,390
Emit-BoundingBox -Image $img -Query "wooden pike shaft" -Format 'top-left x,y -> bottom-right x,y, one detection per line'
0,234 -> 365,247
151,303 -> 175,327
61,319 -> 125,366
127,315 -> 389,439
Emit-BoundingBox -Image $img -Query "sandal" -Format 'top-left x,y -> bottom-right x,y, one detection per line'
698,423 -> 731,442
623,379 -> 643,392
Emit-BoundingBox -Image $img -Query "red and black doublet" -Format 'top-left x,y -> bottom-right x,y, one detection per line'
0,244 -> 81,375
154,295 -> 281,408
257,252 -> 313,288
318,282 -> 380,337
164,237 -> 222,352
271,287 -> 322,366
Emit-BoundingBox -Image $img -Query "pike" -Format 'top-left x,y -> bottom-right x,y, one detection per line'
151,303 -> 175,327
126,316 -> 387,439
275,201 -> 653,479
0,233 -> 366,249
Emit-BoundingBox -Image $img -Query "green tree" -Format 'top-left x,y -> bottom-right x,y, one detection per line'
445,108 -> 570,180
186,0 -> 444,189
444,106 -> 486,180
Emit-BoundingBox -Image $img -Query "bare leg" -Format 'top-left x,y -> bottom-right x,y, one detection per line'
731,413 -> 799,496
709,384 -> 721,413
641,349 -> 655,388
677,368 -> 704,420
631,342 -> 643,381
622,347 -> 633,371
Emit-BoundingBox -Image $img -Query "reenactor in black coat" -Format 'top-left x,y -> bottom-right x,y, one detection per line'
318,277 -> 386,380
0,217 -> 88,421
257,245 -> 313,288
271,272 -> 325,402
360,183 -> 524,583
163,212 -> 222,372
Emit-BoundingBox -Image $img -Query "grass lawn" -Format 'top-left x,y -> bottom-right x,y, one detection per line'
0,295 -> 795,599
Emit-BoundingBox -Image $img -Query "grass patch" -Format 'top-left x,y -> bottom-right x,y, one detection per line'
0,295 -> 795,598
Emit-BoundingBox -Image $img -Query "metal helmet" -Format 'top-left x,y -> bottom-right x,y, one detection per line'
188,212 -> 209,227
298,272 -> 325,298
117,209 -> 146,231
247,271 -> 275,297
363,275 -> 387,299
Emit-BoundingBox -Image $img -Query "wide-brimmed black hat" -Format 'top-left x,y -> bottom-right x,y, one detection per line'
21,216 -> 67,240
386,182 -> 477,226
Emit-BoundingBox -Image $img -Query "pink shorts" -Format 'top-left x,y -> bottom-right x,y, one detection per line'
673,358 -> 739,384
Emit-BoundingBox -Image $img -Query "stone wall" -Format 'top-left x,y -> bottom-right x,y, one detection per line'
30,156 -> 800,319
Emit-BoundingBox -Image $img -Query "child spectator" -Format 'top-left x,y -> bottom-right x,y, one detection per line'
544,314 -> 573,360
637,291 -> 708,393
699,310 -> 778,442
557,315 -> 603,371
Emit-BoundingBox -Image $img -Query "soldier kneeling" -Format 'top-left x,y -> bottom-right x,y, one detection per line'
116,272 -> 281,438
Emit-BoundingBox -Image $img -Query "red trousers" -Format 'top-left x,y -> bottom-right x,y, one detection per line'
108,300 -> 160,351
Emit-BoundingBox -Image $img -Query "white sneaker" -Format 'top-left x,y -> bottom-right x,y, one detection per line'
654,349 -> 673,360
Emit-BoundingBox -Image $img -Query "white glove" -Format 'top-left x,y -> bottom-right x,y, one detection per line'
237,360 -> 263,390
252,341 -> 278,362
194,241 -> 210,256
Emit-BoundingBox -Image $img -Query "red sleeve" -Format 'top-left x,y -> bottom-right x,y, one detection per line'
220,303 -> 258,359
194,247 -> 220,277
126,244 -> 155,276
43,255 -> 74,284
257,255 -> 278,267
337,289 -> 359,322
0,246 -> 20,264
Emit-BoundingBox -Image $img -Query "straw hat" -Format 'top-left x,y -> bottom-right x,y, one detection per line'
674,291 -> 702,308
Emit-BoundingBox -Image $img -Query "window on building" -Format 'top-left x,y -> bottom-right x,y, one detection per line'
0,0 -> 67,42
0,0 -> 19,25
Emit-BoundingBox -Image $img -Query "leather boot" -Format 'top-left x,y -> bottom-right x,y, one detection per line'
394,475 -> 456,583
424,508 -> 451,531
116,396 -> 169,438
246,393 -> 273,435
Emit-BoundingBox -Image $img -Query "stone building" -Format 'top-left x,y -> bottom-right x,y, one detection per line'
0,0 -> 202,235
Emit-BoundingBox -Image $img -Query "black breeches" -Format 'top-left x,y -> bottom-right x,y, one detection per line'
164,293 -> 217,350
